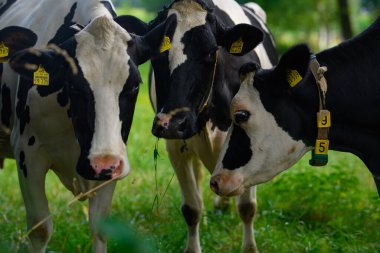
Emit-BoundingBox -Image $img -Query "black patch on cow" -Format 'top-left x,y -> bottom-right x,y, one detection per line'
18,150 -> 27,177
181,204 -> 200,227
100,1 -> 117,18
28,136 -> 35,146
222,125 -> 252,170
119,60 -> 140,143
68,68 -> 98,180
48,3 -> 77,45
0,0 -> 17,16
67,109 -> 71,118
57,87 -> 69,107
16,78 -> 32,135
1,83 -> 12,128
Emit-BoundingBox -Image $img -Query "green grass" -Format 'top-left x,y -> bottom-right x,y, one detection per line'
1,6 -> 380,253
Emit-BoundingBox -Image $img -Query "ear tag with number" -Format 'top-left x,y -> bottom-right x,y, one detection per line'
314,139 -> 329,155
33,65 -> 50,86
160,36 -> 172,53
0,42 -> 9,62
230,37 -> 244,54
317,110 -> 331,128
287,69 -> 303,87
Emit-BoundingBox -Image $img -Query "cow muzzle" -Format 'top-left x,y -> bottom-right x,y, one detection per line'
210,171 -> 245,196
90,155 -> 126,180
152,110 -> 197,139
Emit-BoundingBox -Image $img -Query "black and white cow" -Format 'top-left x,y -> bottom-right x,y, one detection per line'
125,0 -> 277,252
0,0 -> 157,252
210,18 -> 380,197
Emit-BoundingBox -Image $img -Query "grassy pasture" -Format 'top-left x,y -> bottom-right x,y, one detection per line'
1,5 -> 380,253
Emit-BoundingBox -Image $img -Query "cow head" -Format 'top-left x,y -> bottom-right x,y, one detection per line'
9,15 -> 152,181
210,44 -> 314,196
141,0 -> 264,139
0,26 -> 37,62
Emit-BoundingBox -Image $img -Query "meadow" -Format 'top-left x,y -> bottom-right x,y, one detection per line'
0,5 -> 380,253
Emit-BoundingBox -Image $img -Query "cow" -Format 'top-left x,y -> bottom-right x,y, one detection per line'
124,0 -> 277,252
0,0 -> 163,252
210,18 -> 380,198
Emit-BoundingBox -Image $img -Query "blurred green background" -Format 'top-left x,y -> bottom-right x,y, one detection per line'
116,0 -> 379,53
1,1 -> 379,253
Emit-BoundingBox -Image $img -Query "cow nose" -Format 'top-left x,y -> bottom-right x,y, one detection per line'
210,176 -> 220,194
210,172 -> 245,196
90,155 -> 123,179
152,113 -> 189,139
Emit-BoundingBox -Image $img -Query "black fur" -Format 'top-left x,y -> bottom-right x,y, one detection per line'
244,18 -> 380,180
1,83 -> 11,127
222,125 -> 252,170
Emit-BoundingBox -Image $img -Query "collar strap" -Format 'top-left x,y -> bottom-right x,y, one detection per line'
309,55 -> 331,166
198,50 -> 219,115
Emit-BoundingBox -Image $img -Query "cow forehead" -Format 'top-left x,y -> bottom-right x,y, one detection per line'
167,1 -> 208,73
75,16 -> 131,92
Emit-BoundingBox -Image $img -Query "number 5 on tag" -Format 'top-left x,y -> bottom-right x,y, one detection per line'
315,140 -> 329,155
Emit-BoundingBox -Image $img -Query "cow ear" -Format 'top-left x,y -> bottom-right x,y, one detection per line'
128,14 -> 176,65
215,21 -> 263,56
0,26 -> 37,61
114,15 -> 149,36
273,44 -> 311,88
9,48 -> 63,80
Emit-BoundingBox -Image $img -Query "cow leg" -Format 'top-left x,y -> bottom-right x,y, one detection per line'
237,186 -> 258,253
17,163 -> 52,253
89,181 -> 116,253
167,140 -> 203,253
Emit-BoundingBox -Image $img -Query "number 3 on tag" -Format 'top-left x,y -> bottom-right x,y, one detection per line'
315,140 -> 329,155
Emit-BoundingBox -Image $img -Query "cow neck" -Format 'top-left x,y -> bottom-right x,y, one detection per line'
198,49 -> 219,115
308,55 -> 331,167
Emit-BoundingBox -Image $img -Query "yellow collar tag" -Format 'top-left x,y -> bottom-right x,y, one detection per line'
33,65 -> 50,86
230,37 -> 244,54
317,110 -> 331,128
287,69 -> 303,87
160,36 -> 172,53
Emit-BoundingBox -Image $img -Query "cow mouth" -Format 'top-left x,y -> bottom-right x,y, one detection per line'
95,160 -> 123,180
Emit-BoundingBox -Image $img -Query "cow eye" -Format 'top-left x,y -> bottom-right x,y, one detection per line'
234,110 -> 250,124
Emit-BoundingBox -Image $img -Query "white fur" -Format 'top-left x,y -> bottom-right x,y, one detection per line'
167,1 -> 207,74
76,16 -> 131,177
0,1 -> 132,252
214,72 -> 311,189
244,2 -> 267,23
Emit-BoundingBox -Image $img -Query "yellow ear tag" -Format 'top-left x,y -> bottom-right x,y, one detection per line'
287,69 -> 303,87
33,65 -> 50,86
160,36 -> 172,53
0,42 -> 9,62
230,37 -> 244,54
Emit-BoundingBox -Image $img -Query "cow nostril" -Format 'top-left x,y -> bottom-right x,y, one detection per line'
210,178 -> 219,194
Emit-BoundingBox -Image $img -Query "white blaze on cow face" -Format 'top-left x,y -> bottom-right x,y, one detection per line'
167,0 -> 207,74
212,71 -> 309,195
75,15 -> 132,178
